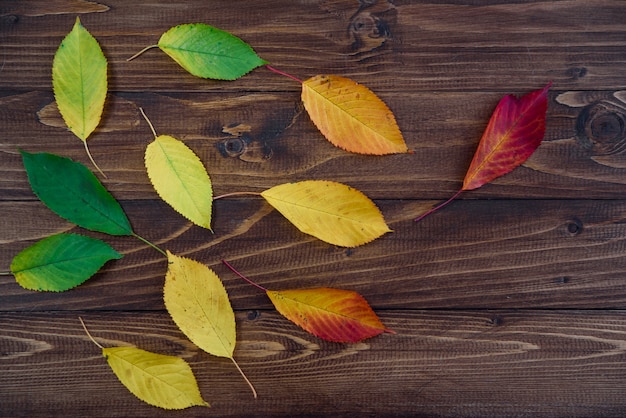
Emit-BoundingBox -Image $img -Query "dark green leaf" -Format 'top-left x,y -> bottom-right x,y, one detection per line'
20,150 -> 133,235
11,233 -> 122,292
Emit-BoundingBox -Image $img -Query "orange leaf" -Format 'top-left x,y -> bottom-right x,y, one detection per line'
301,75 -> 407,155
222,260 -> 393,343
267,287 -> 390,343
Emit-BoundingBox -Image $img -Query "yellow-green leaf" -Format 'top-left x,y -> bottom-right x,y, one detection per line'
104,346 -> 208,410
261,180 -> 391,247
52,17 -> 107,175
301,75 -> 407,155
164,251 -> 235,359
145,135 -> 213,230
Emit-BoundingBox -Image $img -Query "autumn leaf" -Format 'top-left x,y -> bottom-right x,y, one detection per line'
260,180 -> 391,247
463,82 -> 552,190
301,75 -> 407,155
164,252 -> 257,397
223,260 -> 394,343
142,110 -> 213,230
20,151 -> 133,236
415,83 -> 551,222
52,17 -> 107,176
11,233 -> 122,292
80,319 -> 208,410
129,23 -> 267,80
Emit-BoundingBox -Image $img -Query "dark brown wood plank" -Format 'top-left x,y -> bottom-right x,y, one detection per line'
2,310 -> 626,418
1,1 -> 625,93
3,89 -> 626,200
3,198 -> 626,311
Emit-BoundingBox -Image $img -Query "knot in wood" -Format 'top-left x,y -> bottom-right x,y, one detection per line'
348,1 -> 396,53
217,133 -> 273,162
576,101 -> 626,155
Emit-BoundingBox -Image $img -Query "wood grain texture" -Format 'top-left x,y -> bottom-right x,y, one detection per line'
2,198 -> 626,311
2,0 -> 626,416
2,311 -> 626,418
1,0 -> 625,93
2,89 -> 626,200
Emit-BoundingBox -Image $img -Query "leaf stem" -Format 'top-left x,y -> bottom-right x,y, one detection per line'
139,107 -> 158,138
230,356 -> 257,399
132,232 -> 167,257
213,191 -> 262,201
414,189 -> 464,223
265,65 -> 303,84
221,260 -> 267,292
79,317 -> 105,349
127,44 -> 159,62
0,271 -> 12,276
83,141 -> 107,178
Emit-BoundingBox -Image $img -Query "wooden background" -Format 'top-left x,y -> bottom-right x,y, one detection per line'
2,0 -> 626,416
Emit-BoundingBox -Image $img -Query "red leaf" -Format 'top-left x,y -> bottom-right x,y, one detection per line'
415,83 -> 551,222
463,83 -> 551,191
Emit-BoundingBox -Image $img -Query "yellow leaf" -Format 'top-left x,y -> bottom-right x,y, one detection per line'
163,252 -> 257,397
52,17 -> 107,175
145,135 -> 213,230
261,180 -> 391,247
104,346 -> 208,410
52,17 -> 107,142
164,251 -> 235,358
301,75 -> 407,155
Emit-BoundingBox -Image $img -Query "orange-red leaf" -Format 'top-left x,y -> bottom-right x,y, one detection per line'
463,83 -> 551,191
266,287 -> 390,343
301,75 -> 407,155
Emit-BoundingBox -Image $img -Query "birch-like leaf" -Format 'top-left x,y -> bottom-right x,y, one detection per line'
267,288 -> 390,343
157,23 -> 268,80
145,135 -> 213,230
301,75 -> 407,155
223,261 -> 394,343
104,346 -> 208,410
261,180 -> 391,247
20,150 -> 133,235
11,233 -> 121,292
52,17 -> 107,174
164,252 -> 257,397
80,320 -> 208,410
164,251 -> 235,359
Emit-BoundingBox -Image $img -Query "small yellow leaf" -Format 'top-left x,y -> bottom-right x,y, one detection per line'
145,135 -> 213,230
104,346 -> 208,410
164,251 -> 235,359
261,180 -> 391,247
302,75 -> 407,155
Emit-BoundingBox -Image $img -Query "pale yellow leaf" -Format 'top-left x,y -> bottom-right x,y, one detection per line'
104,346 -> 208,410
261,180 -> 391,247
145,135 -> 213,230
301,74 -> 407,155
164,251 -> 235,359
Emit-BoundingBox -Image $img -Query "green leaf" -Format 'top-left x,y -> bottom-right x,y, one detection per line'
20,150 -> 133,236
104,346 -> 209,410
52,17 -> 107,141
158,23 -> 267,80
145,135 -> 213,230
11,233 -> 122,292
